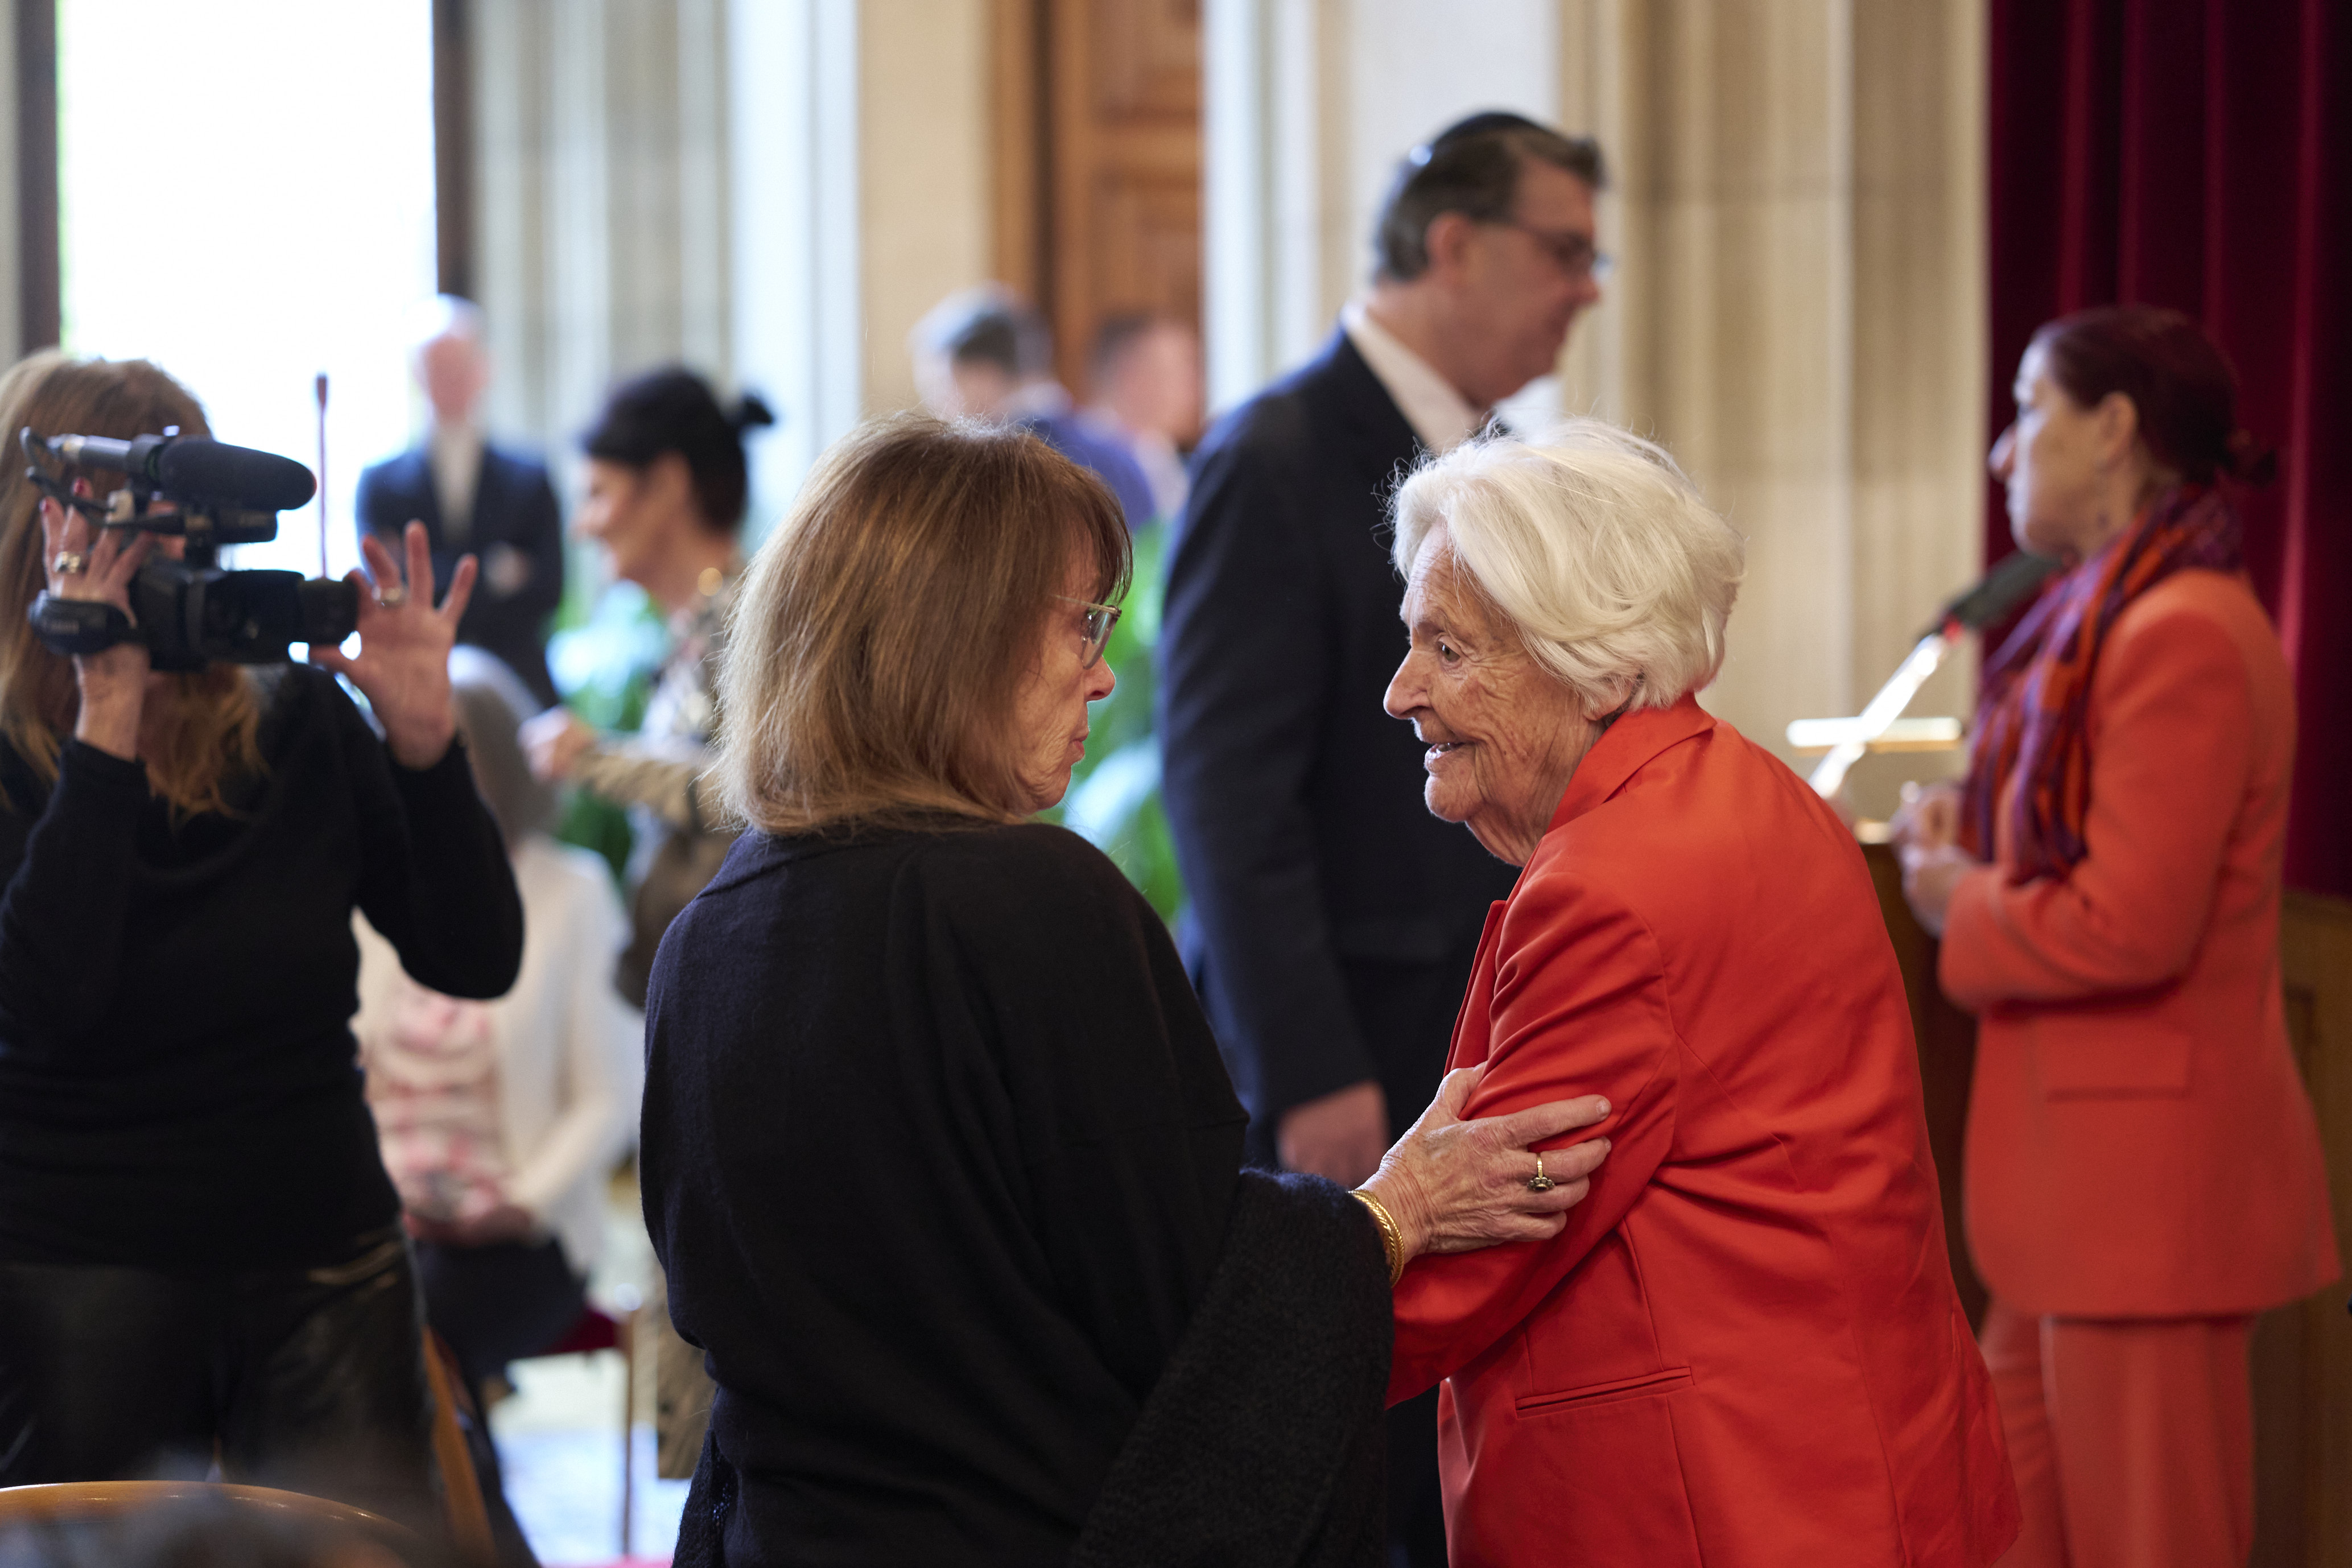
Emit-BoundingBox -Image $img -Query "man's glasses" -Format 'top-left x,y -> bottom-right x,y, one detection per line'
1495,219 -> 1615,283
1057,596 -> 1123,669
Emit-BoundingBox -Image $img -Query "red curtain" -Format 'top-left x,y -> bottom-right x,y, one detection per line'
1988,0 -> 2352,898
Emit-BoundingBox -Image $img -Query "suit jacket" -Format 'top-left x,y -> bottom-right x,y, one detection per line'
355,443 -> 564,705
1941,568 -> 2339,1317
1389,695 -> 2017,1568
1157,332 -> 1517,1154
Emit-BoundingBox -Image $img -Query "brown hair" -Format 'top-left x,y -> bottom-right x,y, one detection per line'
2029,305 -> 2273,485
717,415 -> 1130,834
0,352 -> 262,815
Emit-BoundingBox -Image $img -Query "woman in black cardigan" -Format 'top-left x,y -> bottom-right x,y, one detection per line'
0,353 -> 523,1526
641,416 -> 1612,1567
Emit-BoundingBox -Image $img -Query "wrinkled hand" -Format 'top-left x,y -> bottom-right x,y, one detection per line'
1279,1079 -> 1390,1187
1361,1064 -> 1612,1262
40,489 -> 154,759
312,521 -> 476,769
521,707 -> 597,783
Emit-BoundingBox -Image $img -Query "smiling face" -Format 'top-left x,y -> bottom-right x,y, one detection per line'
1008,555 -> 1118,813
575,453 -> 699,590
1383,523 -> 1602,865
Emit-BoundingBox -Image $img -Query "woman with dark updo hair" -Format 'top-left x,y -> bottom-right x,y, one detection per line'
1894,306 -> 2336,1567
521,366 -> 774,1005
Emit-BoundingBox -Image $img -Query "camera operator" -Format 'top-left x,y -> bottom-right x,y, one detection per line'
0,353 -> 523,1525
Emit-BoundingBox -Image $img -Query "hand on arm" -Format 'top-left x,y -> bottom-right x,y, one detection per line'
1360,1062 -> 1611,1261
1385,875 -> 1677,1402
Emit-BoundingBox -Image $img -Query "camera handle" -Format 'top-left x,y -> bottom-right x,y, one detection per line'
28,591 -> 137,656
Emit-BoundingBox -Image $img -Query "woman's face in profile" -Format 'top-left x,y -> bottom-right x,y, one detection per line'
1990,345 -> 2110,561
1009,559 -> 1117,814
576,453 -> 694,589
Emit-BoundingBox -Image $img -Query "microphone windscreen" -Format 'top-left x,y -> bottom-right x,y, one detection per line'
154,439 -> 316,511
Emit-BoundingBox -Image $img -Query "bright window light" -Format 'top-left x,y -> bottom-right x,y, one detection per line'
58,1 -> 435,584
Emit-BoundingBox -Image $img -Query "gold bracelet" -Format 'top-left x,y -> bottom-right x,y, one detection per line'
1350,1188 -> 1406,1288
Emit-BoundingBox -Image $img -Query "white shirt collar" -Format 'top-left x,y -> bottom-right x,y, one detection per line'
1341,299 -> 1483,454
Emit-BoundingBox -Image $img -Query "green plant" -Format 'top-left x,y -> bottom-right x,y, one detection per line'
1046,523 -> 1186,924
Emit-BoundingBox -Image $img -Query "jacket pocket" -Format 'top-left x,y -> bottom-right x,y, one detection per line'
2028,1015 -> 2194,1099
1514,1367 -> 1693,1418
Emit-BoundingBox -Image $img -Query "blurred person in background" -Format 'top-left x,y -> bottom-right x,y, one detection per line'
1156,109 -> 1607,1566
357,649 -> 642,1409
358,296 -> 566,708
521,368 -> 773,1007
521,367 -> 770,1483
909,284 -> 1156,529
1084,312 -> 1203,525
1895,306 -> 2337,1568
0,353 -> 521,1529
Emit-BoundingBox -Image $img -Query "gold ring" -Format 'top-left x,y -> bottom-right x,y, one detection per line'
51,551 -> 86,577
1526,1150 -> 1555,1192
375,584 -> 410,609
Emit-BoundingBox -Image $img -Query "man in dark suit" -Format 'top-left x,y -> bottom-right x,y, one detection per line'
1156,112 -> 1608,1566
357,297 -> 565,706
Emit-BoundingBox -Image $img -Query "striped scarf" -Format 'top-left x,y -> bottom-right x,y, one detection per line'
1960,483 -> 2242,882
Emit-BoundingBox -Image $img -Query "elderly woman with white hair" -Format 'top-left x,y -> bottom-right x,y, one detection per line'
1376,420 -> 2019,1567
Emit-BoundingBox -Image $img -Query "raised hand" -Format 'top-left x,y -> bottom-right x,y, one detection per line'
312,521 -> 478,769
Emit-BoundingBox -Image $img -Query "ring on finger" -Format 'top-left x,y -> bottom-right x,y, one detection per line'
375,583 -> 410,609
1526,1150 -> 1555,1193
51,551 -> 87,577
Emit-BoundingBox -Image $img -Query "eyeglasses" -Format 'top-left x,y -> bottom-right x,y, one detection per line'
1495,219 -> 1614,283
1057,595 -> 1123,669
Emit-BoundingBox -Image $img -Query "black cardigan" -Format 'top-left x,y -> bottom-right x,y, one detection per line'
643,822 -> 1389,1567
0,665 -> 524,1268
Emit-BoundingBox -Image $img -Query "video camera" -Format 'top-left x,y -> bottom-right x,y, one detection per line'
21,427 -> 358,669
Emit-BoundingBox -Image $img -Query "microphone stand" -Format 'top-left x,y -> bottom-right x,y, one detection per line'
1804,550 -> 2061,800
314,373 -> 329,581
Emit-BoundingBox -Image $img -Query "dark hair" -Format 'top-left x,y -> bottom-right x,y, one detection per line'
581,366 -> 777,533
913,287 -> 1054,378
2029,306 -> 2273,485
1088,311 -> 1165,387
1374,111 -> 1607,283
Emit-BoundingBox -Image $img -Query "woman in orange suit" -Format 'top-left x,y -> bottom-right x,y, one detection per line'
1376,420 -> 2019,1567
1898,306 -> 2338,1568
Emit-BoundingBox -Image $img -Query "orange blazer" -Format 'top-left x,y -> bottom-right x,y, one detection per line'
1390,695 -> 2016,1568
1941,569 -> 2338,1318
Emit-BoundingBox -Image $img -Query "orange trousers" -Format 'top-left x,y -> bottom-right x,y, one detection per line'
1980,1299 -> 2255,1568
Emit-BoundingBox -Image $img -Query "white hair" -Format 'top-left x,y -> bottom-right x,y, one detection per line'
406,294 -> 485,357
1390,419 -> 1746,712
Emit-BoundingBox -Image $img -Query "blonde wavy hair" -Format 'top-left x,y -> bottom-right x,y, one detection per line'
0,352 -> 262,816
717,415 -> 1130,834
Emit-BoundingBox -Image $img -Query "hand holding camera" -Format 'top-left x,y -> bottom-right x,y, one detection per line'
38,482 -> 154,760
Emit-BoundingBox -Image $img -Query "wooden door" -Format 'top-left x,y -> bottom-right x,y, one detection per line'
2254,890 -> 2352,1568
993,0 -> 1200,401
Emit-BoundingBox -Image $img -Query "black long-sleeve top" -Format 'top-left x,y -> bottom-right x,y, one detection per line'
0,665 -> 525,1269
642,821 -> 1251,1566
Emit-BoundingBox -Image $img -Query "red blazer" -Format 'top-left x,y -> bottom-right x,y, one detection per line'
1390,696 -> 2016,1568
1941,570 -> 2338,1317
